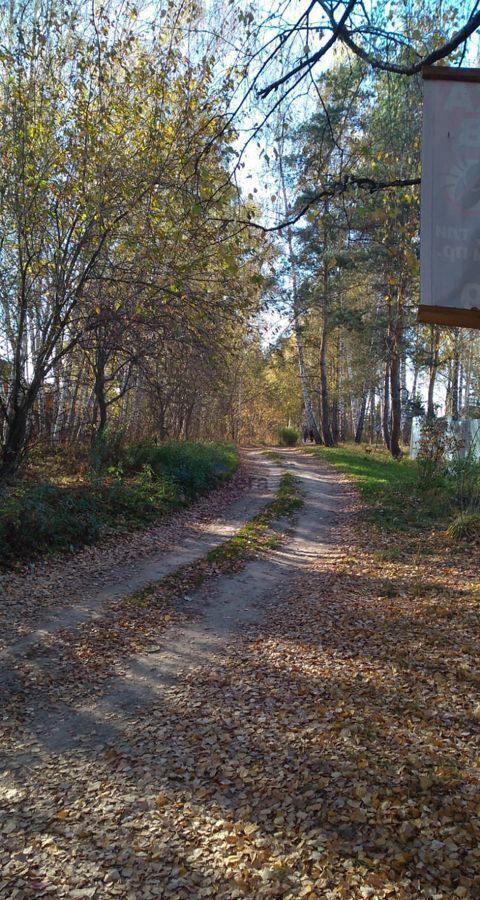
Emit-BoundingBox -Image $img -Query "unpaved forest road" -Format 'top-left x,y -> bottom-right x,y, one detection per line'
1,449 -> 345,750
0,449 -> 280,652
2,451 -> 479,900
0,448 -> 349,899
0,449 -> 282,712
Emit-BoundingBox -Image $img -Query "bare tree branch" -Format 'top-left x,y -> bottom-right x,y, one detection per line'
258,0 -> 480,98
323,3 -> 480,75
242,175 -> 421,232
258,0 -> 358,98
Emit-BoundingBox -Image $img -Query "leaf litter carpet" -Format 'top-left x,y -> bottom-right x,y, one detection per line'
1,454 -> 480,899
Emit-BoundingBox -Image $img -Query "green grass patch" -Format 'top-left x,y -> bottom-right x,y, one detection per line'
206,518 -> 282,565
207,472 -> 303,567
0,441 -> 239,566
266,471 -> 304,519
307,444 -> 451,531
263,450 -> 284,465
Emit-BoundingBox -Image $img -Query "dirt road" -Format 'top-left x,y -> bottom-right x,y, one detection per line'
0,448 -> 350,899
2,449 -> 477,899
1,449 -> 346,745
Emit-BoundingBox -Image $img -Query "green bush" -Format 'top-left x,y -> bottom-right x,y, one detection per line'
415,418 -> 448,487
121,441 -> 238,500
96,468 -> 179,523
0,483 -> 100,563
447,455 -> 480,515
89,428 -> 127,472
415,420 -> 480,516
278,427 -> 299,447
0,441 -> 239,566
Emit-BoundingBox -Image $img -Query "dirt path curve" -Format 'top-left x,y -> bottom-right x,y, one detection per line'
108,448 -> 346,699
2,449 -> 347,757
0,449 -> 280,676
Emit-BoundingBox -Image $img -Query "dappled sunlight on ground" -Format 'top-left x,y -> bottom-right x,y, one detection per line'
1,453 -> 479,898
2,519 -> 479,898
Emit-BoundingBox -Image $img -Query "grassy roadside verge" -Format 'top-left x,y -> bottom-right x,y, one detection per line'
124,471 -> 303,610
0,442 -> 239,567
307,444 -> 452,532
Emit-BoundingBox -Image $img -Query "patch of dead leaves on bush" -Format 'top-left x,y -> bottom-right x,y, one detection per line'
1,501 -> 480,898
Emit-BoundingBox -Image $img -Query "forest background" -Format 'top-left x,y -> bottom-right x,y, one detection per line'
1,0 -> 480,487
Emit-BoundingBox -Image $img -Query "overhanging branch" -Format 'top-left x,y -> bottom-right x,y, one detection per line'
259,1 -> 480,98
243,175 -> 421,232
323,3 -> 480,75
258,0 -> 358,98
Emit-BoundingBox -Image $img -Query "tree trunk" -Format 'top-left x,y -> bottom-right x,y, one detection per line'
427,325 -> 440,419
451,329 -> 460,419
404,337 -> 420,444
0,284 -> 30,478
278,147 -> 322,445
390,351 -> 402,457
369,387 -> 375,444
355,385 -> 368,444
464,350 -> 472,415
93,343 -> 108,444
331,397 -> 340,444
458,361 -> 464,417
183,400 -> 196,441
320,312 -> 334,446
382,362 -> 391,451
387,289 -> 404,458
319,249 -> 334,447
0,402 -> 30,480
294,316 -> 322,443
411,359 -> 419,402
52,355 -> 72,444
66,359 -> 85,440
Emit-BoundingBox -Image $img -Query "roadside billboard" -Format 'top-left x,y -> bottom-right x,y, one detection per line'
419,65 -> 480,329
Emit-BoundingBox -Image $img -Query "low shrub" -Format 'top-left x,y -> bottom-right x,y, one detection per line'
447,512 -> 480,542
415,419 -> 480,515
89,428 -> 127,472
95,465 -> 181,523
278,427 -> 299,447
0,482 -> 100,563
416,418 -> 448,486
121,441 -> 238,500
447,455 -> 480,515
0,441 -> 239,566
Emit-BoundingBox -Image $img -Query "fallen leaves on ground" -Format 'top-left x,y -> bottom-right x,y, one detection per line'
0,451 -> 258,644
1,482 -> 480,898
0,462 -> 292,719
